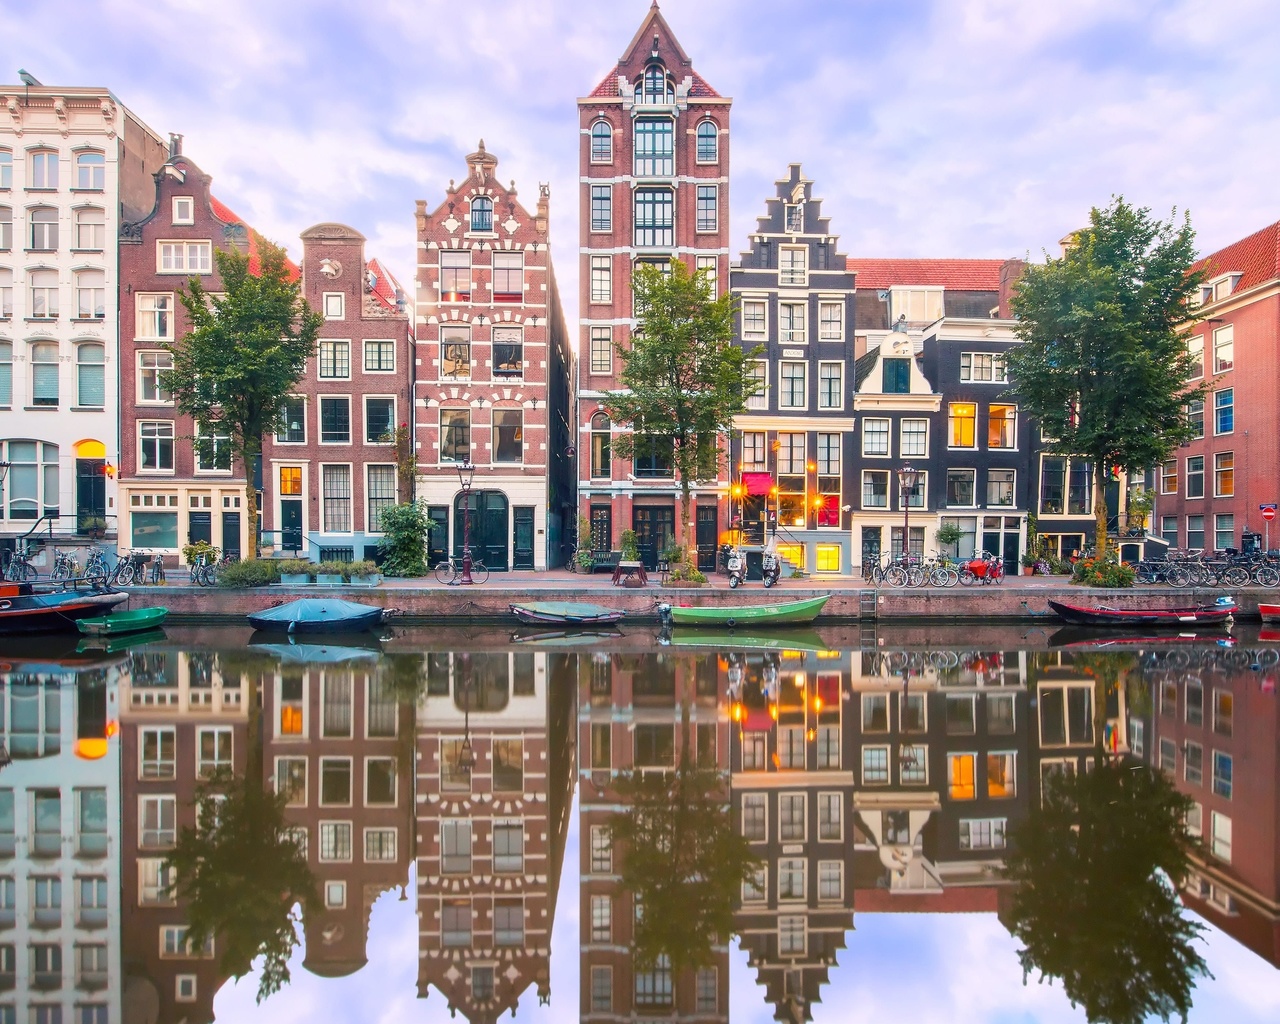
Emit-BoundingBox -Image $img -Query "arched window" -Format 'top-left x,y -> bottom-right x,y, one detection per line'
0,206 -> 10,252
470,196 -> 493,233
590,413 -> 611,479
75,207 -> 104,251
0,149 -> 11,190
76,269 -> 105,319
76,151 -> 105,190
77,342 -> 105,407
641,64 -> 672,104
590,120 -> 612,163
30,207 -> 58,250
29,269 -> 58,319
696,121 -> 718,163
0,341 -> 11,406
30,340 -> 59,407
29,150 -> 58,190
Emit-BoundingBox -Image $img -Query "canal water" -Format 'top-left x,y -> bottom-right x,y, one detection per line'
4,622 -> 1279,1023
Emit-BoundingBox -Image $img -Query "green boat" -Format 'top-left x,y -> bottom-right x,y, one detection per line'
77,628 -> 168,655
659,594 -> 830,628
661,627 -> 833,653
76,606 -> 169,637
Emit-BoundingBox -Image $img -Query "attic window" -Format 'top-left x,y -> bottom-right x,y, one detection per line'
785,204 -> 803,233
640,63 -> 673,104
1209,274 -> 1242,302
172,197 -> 194,225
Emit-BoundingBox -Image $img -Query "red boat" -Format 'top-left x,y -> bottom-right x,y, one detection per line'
0,583 -> 128,634
1259,603 -> 1280,624
1047,597 -> 1236,628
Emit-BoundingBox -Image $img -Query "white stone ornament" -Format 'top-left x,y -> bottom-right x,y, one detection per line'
318,258 -> 342,279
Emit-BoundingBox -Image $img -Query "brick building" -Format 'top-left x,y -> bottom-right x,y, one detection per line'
259,222 -> 413,563
413,142 -> 573,572
577,2 -> 732,568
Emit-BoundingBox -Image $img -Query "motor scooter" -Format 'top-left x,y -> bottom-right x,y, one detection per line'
727,548 -> 746,588
762,550 -> 781,588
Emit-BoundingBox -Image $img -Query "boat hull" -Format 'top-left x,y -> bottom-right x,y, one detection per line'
663,627 -> 832,652
509,602 -> 624,626
1047,599 -> 1235,628
0,589 -> 128,634
664,595 -> 829,628
76,606 -> 168,636
1259,603 -> 1280,624
247,598 -> 383,634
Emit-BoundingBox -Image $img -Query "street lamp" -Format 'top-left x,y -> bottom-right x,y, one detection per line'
897,464 -> 919,564
454,653 -> 477,774
456,460 -> 476,585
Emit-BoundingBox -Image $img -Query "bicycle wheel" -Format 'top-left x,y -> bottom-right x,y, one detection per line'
51,563 -> 69,582
19,562 -> 36,582
906,566 -> 927,587
116,562 -> 136,586
1165,565 -> 1191,588
1185,563 -> 1209,586
883,565 -> 908,587
471,562 -> 490,584
1254,565 -> 1280,588
959,568 -> 976,586
1221,566 -> 1250,588
434,560 -> 456,585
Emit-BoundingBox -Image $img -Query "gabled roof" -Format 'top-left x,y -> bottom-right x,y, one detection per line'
585,67 -> 719,98
584,2 -> 719,99
621,1 -> 690,66
209,195 -> 300,281
853,348 -> 880,389
847,258 -> 1004,291
1195,219 -> 1280,293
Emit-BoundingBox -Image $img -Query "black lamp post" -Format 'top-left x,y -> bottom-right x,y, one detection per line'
455,653 -> 476,776
456,460 -> 476,585
897,464 -> 919,563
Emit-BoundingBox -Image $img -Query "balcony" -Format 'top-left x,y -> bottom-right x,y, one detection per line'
31,832 -> 61,858
32,907 -> 61,929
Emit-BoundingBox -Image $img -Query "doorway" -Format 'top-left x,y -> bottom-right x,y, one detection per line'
280,500 -> 303,554
222,512 -> 242,560
512,506 -> 535,570
454,490 -> 509,571
696,505 -> 718,571
75,459 -> 106,533
980,515 -> 1022,575
633,506 -> 675,570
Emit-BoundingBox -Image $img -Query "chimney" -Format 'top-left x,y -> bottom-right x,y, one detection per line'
168,133 -> 183,159
536,183 -> 550,234
998,258 -> 1026,320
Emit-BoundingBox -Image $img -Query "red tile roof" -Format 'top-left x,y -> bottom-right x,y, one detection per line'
1195,220 -> 1280,293
365,257 -> 405,313
209,195 -> 300,281
846,258 -> 1005,291
585,67 -> 719,98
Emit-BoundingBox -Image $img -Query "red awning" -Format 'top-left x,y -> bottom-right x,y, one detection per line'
742,472 -> 773,497
743,707 -> 775,732
818,675 -> 841,707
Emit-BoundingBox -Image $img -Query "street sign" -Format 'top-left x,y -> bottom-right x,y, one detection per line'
1263,507 -> 1277,522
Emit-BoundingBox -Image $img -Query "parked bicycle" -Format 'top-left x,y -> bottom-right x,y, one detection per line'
959,551 -> 1005,586
434,549 -> 489,585
2,546 -> 37,582
51,549 -> 80,582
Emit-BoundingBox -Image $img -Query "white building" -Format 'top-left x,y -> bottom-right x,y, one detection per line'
0,77 -> 166,558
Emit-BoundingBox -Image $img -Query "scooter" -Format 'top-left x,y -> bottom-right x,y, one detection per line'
727,548 -> 746,588
762,550 -> 781,588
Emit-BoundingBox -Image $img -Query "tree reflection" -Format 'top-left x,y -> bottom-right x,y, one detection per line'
1004,756 -> 1210,1023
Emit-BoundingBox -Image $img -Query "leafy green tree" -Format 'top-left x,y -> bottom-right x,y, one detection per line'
165,768 -> 316,1003
605,260 -> 760,545
165,242 -> 322,558
1004,759 -> 1210,1024
1006,198 -> 1205,556
376,500 -> 431,576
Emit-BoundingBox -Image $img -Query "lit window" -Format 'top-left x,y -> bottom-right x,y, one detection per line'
948,753 -> 976,800
1160,461 -> 1177,494
1213,452 -> 1234,497
949,403 -> 977,447
987,404 -> 1016,448
987,752 -> 1016,798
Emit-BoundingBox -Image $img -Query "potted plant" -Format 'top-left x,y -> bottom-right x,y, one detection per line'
182,540 -> 219,566
934,522 -> 962,555
277,558 -> 314,585
1020,552 -> 1039,576
316,560 -> 348,585
665,562 -> 707,587
620,529 -> 640,563
348,560 -> 382,586
79,515 -> 109,540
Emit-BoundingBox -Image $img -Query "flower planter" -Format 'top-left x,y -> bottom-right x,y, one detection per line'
279,573 -> 312,585
350,574 -> 383,587
1023,566 -> 1035,576
316,573 -> 345,586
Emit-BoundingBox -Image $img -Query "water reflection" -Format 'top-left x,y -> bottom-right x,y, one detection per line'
0,627 -> 1276,1022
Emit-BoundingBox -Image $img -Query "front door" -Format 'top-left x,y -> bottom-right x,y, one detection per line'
696,505 -> 718,571
512,506 -> 535,570
427,506 -> 449,568
862,527 -> 882,571
590,506 -> 612,552
455,490 -> 509,571
188,511 -> 212,547
280,500 -> 303,554
633,506 -> 674,570
1002,532 -> 1020,576
75,459 -> 106,533
222,512 -> 241,560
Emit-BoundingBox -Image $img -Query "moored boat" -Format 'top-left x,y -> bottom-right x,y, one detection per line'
659,594 -> 830,628
0,584 -> 128,634
1047,597 -> 1235,628
247,598 -> 383,634
1259,603 -> 1280,624
661,627 -> 832,652
76,606 -> 168,637
77,628 -> 168,655
509,601 -> 625,626
511,627 -> 625,646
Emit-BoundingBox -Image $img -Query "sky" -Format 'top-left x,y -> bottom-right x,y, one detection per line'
4,0 -> 1279,347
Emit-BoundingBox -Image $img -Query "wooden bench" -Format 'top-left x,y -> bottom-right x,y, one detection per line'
591,550 -> 622,574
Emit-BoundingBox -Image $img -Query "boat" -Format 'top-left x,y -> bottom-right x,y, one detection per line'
1259,603 -> 1280,624
509,601 -> 625,626
0,584 -> 128,634
511,627 -> 625,647
247,598 -> 383,634
658,594 -> 830,628
76,628 -> 168,655
248,636 -> 383,665
76,606 -> 168,637
1049,626 -> 1236,650
661,627 -> 834,653
1046,597 -> 1236,628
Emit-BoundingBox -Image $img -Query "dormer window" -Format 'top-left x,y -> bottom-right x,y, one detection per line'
172,197 -> 194,225
75,151 -> 105,190
640,63 -> 673,104
470,196 -> 493,233
1208,273 -> 1242,303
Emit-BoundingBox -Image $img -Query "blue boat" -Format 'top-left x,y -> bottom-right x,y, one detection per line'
247,598 -> 383,634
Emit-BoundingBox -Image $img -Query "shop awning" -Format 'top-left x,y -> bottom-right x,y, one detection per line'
742,472 -> 773,497
744,706 -> 775,732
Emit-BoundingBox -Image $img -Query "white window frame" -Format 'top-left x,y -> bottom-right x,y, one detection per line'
861,469 -> 890,510
172,197 -> 194,225
157,240 -> 211,275
590,255 -> 611,304
741,299 -> 767,340
1212,324 -> 1233,374
779,246 -> 808,286
745,360 -> 768,411
196,726 -> 233,778
818,301 -> 843,341
960,351 -> 1007,383
318,821 -> 353,863
139,727 -> 176,780
817,860 -> 844,902
818,361 -> 843,410
779,361 -> 807,410
862,417 -> 890,458
900,418 -> 929,458
779,301 -> 806,343
138,420 -> 176,474
323,292 -> 344,319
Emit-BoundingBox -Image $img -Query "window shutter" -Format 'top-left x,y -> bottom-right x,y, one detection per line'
33,365 -> 59,403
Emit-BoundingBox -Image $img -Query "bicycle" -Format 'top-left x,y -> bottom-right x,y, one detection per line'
3,546 -> 38,582
434,550 -> 490,585
147,552 -> 167,585
51,549 -> 80,582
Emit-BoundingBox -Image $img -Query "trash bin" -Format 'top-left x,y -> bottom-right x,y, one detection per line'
745,550 -> 764,581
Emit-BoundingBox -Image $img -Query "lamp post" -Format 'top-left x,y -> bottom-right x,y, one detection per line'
897,464 -> 919,564
456,460 -> 476,585
455,653 -> 477,777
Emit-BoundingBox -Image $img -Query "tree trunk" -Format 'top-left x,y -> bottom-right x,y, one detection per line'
1094,462 -> 1109,559
679,478 -> 693,552
244,440 -> 260,560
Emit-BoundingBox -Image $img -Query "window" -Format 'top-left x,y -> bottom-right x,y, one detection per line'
1187,399 -> 1204,438
959,819 -> 1007,850
440,898 -> 472,947
785,202 -> 804,232
439,250 -> 470,301
818,792 -> 842,840
197,727 -> 232,778
742,736 -> 765,774
894,419 -> 927,459
862,418 -> 889,456
1212,325 -> 1233,373
32,876 -> 62,926
812,361 -> 843,410
1212,751 -> 1232,799
745,360 -> 767,410
779,246 -> 807,286
1160,514 -> 1177,546
696,255 -> 717,298
949,402 -> 977,447
590,120 -> 612,162
1212,451 -> 1234,498
1211,811 -> 1231,862
742,300 -> 766,338
0,148 -> 9,188
634,118 -> 674,176
696,185 -> 717,231
440,408 -> 469,462
365,757 -> 396,806
492,251 -> 522,300
76,789 -> 107,857
493,820 -> 523,872
877,357 -> 908,395
987,468 -> 1015,507
322,465 -> 352,531
137,293 -> 173,339
140,795 -> 176,848
0,269 -> 9,322
140,727 -> 176,779
363,338 -> 395,372
316,398 -> 351,444
172,196 -> 194,224
5,440 -> 58,519
741,431 -> 765,470
961,352 -> 1007,382
312,822 -> 349,863
862,745 -> 889,784
158,240 -> 211,273
1214,388 -> 1233,434
696,119 -> 718,161
987,404 -> 1016,448
75,151 -> 105,189
946,468 -> 976,507
1159,737 -> 1177,772
469,196 -> 493,232
277,397 -> 305,442
1187,333 -> 1204,378
1160,460 -> 1177,494
76,344 -> 105,407
75,206 -> 105,250
588,325 -> 612,375
364,396 -> 394,443
319,339 -> 350,378
862,470 -> 889,509
949,753 -> 976,800
30,344 -> 61,412
361,827 -> 396,863
1186,456 -> 1204,499
590,894 -> 611,942
194,426 -> 230,471
275,757 -> 307,806
778,857 -> 806,900
1186,514 -> 1205,549
30,149 -> 58,189
78,876 -> 108,927
779,793 -> 805,841
779,301 -> 806,342
31,207 -> 60,249
890,286 -> 944,323
494,408 -> 523,463
439,325 -> 470,379
779,916 -> 806,955
590,255 -> 611,303
0,207 -> 9,252
590,184 -> 611,231
139,421 -> 175,471
634,188 -> 673,246
818,302 -> 843,341
1214,512 -> 1234,551
366,464 -> 395,532
779,362 -> 806,408
988,752 -> 1016,798
589,412 -> 612,478
30,269 -> 58,317
441,820 -> 471,873
493,897 -> 523,946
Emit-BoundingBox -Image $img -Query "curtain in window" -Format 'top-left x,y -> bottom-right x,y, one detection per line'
78,344 -> 105,407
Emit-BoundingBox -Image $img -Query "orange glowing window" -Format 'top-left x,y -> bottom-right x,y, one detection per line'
279,467 -> 302,496
280,706 -> 303,735
987,753 -> 1016,799
948,754 -> 976,800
